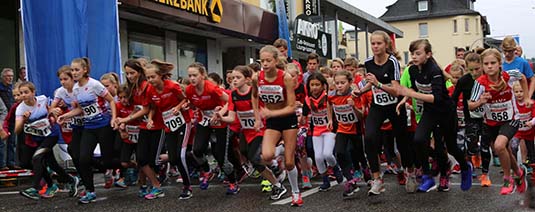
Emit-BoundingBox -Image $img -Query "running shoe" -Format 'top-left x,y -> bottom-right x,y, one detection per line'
344,179 -> 360,197
418,175 -> 437,192
405,172 -> 418,193
479,174 -> 492,187
199,172 -> 212,190
176,176 -> 183,183
145,187 -> 165,200
367,179 -> 385,196
500,177 -> 515,195
67,176 -> 80,197
290,193 -> 303,207
353,169 -> 363,182
302,175 -> 312,189
270,184 -> 287,200
319,175 -> 331,191
38,184 -> 47,195
451,164 -> 461,174
460,162 -> 473,191
327,167 -> 336,181
226,183 -> 240,195
384,164 -> 398,175
20,188 -> 40,200
41,184 -> 59,198
493,157 -> 501,167
261,180 -> 272,192
169,166 -> 180,177
179,186 -> 193,200
397,171 -> 407,185
79,192 -> 97,204
333,166 -> 344,183
525,163 -> 533,175
104,169 -> 114,189
438,176 -> 450,192
515,165 -> 528,193
138,185 -> 149,198
114,178 -> 127,188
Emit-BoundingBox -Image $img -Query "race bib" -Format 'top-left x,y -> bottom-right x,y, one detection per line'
311,109 -> 328,126
332,104 -> 357,124
71,116 -> 84,126
486,101 -> 513,122
407,108 -> 412,127
199,110 -> 220,127
125,125 -> 139,143
237,110 -> 256,129
470,106 -> 484,119
134,105 -> 148,122
259,85 -> 284,104
24,118 -> 52,137
82,102 -> 101,119
162,109 -> 185,132
61,118 -> 73,133
372,85 -> 397,106
415,99 -> 424,115
516,112 -> 532,131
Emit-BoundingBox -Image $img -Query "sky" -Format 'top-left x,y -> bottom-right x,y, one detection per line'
343,0 -> 535,58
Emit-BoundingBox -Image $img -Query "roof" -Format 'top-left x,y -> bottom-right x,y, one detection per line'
380,0 -> 480,22
320,0 -> 403,38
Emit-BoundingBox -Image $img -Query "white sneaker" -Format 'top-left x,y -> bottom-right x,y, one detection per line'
368,179 -> 385,196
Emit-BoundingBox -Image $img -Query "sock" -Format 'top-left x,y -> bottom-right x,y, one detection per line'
288,167 -> 299,194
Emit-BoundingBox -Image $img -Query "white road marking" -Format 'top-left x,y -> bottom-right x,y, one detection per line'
271,181 -> 340,205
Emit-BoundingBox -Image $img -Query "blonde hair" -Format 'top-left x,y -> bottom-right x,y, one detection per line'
331,58 -> 344,68
100,72 -> 120,86
512,81 -> 522,91
450,63 -> 465,76
285,63 -> 299,76
319,66 -> 333,77
501,36 -> 517,51
371,30 -> 400,60
451,59 -> 466,70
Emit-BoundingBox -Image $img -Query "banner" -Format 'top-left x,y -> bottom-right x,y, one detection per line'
293,15 -> 332,58
21,0 -> 121,96
275,0 -> 292,58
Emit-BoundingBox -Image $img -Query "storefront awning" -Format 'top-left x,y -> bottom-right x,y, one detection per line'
320,0 -> 403,38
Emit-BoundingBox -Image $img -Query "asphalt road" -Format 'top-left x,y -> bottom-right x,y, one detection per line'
0,166 -> 533,212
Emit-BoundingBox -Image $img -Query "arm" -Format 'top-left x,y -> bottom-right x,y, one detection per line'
219,110 -> 236,123
0,97 -> 8,124
251,73 -> 261,131
117,104 -> 149,125
327,100 -> 333,130
520,74 -> 531,104
14,118 -> 24,135
104,93 -> 117,127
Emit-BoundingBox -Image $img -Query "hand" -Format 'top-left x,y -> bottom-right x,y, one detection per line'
527,121 -> 534,128
182,103 -> 190,111
254,119 -> 262,132
405,102 -> 413,111
110,118 -> 117,129
146,119 -> 154,129
347,97 -> 354,106
0,129 -> 9,140
260,107 -> 272,119
57,115 -> 65,125
172,106 -> 181,116
327,121 -> 333,131
57,100 -> 66,108
396,102 -> 403,115
119,123 -> 126,130
23,111 -> 31,120
119,130 -> 128,139
116,117 -> 127,125
50,108 -> 62,116
210,114 -> 220,126
526,99 -> 534,108
365,73 -> 378,86
480,92 -> 492,104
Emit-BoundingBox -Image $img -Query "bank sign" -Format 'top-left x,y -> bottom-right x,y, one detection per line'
294,15 -> 331,58
152,0 -> 223,23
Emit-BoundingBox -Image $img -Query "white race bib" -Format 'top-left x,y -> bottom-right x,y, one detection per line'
311,109 -> 328,126
82,102 -> 101,119
125,125 -> 139,143
516,112 -> 532,131
372,85 -> 397,106
486,101 -> 513,122
71,116 -> 84,126
162,109 -> 186,132
332,104 -> 357,124
237,110 -> 256,129
199,110 -> 220,127
407,108 -> 412,127
470,106 -> 484,119
259,85 -> 284,104
24,118 -> 52,137
457,109 -> 465,127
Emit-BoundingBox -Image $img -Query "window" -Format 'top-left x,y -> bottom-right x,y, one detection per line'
419,23 -> 428,38
404,51 -> 409,65
475,18 -> 479,34
128,32 -> 165,61
453,19 -> 458,33
468,0 -> 474,10
465,18 -> 470,32
418,1 -> 428,11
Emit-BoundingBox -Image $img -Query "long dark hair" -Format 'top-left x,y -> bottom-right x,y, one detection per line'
306,72 -> 328,112
124,59 -> 147,102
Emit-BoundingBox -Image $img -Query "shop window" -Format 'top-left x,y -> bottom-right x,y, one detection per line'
128,32 -> 165,61
176,39 -> 207,78
419,23 -> 428,38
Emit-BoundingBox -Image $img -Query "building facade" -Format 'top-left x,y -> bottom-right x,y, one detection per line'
350,0 -> 489,67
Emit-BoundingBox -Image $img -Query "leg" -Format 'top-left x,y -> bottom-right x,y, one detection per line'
79,129 -> 99,192
364,106 -> 388,179
192,125 -> 211,172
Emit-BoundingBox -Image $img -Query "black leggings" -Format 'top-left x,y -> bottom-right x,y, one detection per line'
378,130 -> 396,164
78,126 -> 118,192
335,133 -> 363,180
165,123 -> 192,187
192,125 -> 236,183
414,109 -> 468,175
67,128 -> 83,174
365,105 -> 410,173
350,132 -> 368,171
32,136 -> 72,189
18,134 -> 36,169
239,135 -> 266,172
137,129 -> 165,168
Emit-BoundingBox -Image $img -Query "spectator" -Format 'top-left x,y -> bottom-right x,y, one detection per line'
0,68 -> 14,170
17,67 -> 26,83
303,52 -> 319,85
443,48 -> 466,80
501,36 -> 535,98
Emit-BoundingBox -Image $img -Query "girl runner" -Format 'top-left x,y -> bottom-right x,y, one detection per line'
115,59 -> 165,199
511,81 -> 535,172
185,62 -> 238,194
303,72 -> 343,191
470,48 -> 529,195
58,58 -> 118,204
217,65 -> 287,200
144,61 -> 193,199
400,39 -> 472,192
355,30 -> 409,196
115,85 -> 139,188
252,45 -> 302,206
100,72 -> 122,188
17,82 -> 77,200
